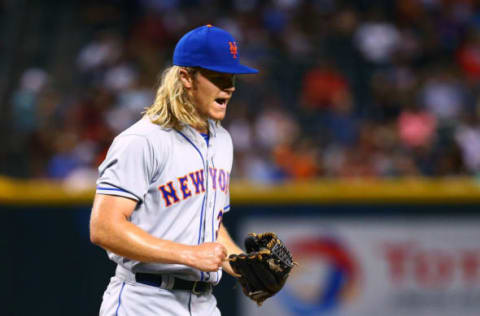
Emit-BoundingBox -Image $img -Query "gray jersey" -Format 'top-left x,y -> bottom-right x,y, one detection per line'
96,116 -> 232,285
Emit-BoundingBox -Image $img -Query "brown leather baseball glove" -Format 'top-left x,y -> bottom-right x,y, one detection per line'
228,232 -> 295,306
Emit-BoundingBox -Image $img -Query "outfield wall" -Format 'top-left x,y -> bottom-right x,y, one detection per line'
2,177 -> 480,316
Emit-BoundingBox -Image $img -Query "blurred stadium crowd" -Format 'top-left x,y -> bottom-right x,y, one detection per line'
2,0 -> 480,186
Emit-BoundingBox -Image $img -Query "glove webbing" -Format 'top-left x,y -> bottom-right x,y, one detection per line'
271,241 -> 294,269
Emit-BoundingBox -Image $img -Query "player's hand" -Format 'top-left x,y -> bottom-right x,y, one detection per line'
185,242 -> 227,272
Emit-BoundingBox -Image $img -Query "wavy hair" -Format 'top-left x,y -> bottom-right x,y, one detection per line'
144,66 -> 207,131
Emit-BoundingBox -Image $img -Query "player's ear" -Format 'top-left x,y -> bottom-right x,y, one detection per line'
179,67 -> 194,89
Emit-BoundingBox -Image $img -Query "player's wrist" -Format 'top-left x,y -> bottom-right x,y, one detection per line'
177,244 -> 195,267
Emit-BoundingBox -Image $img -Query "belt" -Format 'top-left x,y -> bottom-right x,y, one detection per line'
135,273 -> 212,295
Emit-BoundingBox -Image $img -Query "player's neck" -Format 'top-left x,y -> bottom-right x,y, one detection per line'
193,121 -> 209,134
192,125 -> 206,133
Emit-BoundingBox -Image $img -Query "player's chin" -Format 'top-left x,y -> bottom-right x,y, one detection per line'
209,109 -> 227,121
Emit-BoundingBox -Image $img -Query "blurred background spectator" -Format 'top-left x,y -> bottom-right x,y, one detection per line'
1,0 -> 480,184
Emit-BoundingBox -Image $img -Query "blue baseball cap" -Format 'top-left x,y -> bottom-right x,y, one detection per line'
173,25 -> 258,74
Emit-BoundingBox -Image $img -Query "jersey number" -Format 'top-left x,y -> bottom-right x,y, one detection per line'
215,210 -> 224,240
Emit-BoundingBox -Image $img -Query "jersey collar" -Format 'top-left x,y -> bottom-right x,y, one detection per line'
207,119 -> 218,138
179,121 -> 217,147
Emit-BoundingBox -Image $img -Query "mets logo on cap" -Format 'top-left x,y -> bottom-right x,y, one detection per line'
228,41 -> 238,59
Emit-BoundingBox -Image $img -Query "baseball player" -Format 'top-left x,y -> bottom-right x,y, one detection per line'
89,25 -> 258,315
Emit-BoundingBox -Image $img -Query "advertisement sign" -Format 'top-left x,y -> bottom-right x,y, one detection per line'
238,217 -> 480,316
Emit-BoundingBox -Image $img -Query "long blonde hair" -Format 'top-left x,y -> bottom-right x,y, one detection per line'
144,66 -> 207,131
